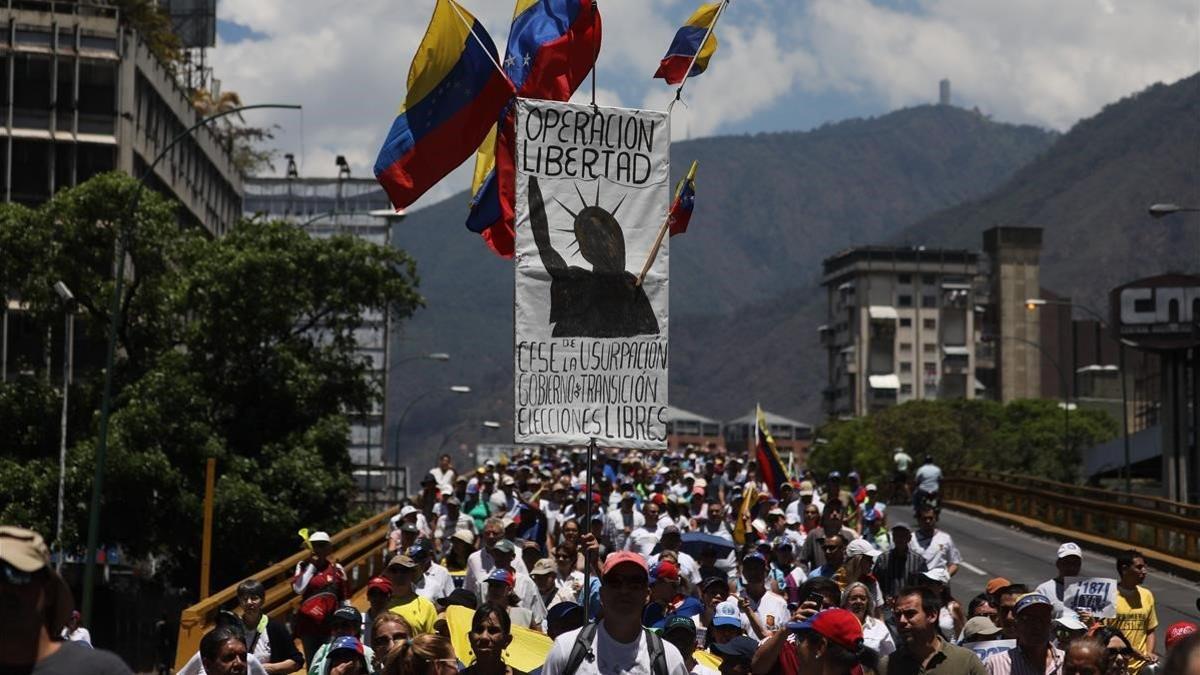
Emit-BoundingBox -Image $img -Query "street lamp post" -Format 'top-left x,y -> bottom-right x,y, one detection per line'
368,351 -> 450,510
80,103 -> 302,625
987,333 -> 1072,458
53,282 -> 75,572
392,385 -> 472,497
1027,298 -> 1136,493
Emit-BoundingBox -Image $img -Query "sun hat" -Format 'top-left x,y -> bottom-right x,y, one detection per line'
962,616 -> 1003,640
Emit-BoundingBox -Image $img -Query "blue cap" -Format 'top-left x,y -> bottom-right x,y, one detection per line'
743,552 -> 767,566
547,601 -> 584,623
486,569 -> 515,586
1014,592 -> 1053,615
712,599 -> 743,628
328,636 -> 367,667
711,635 -> 758,661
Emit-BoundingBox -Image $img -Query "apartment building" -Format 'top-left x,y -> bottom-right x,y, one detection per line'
821,246 -> 979,417
2,0 -> 241,233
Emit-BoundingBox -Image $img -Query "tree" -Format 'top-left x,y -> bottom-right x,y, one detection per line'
810,398 -> 1118,487
0,173 -> 422,589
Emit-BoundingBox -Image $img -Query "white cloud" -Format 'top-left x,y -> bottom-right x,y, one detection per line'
210,0 -> 1198,209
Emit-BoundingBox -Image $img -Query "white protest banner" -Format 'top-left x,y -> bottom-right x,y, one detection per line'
966,640 -> 1016,662
1063,577 -> 1118,618
513,98 -> 670,448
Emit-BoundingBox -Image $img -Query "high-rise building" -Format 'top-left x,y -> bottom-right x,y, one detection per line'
1,1 -> 242,233
243,174 -> 400,496
821,246 -> 979,417
939,79 -> 951,105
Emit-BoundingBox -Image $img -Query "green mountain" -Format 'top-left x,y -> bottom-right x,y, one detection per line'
387,104 -> 1057,472
672,73 -> 1200,428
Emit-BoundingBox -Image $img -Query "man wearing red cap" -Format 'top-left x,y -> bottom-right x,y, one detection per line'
542,551 -> 688,675
749,607 -> 867,675
642,560 -> 704,630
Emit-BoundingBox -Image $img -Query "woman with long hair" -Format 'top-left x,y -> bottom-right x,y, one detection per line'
1093,627 -> 1136,675
460,603 -> 523,675
382,634 -> 457,675
842,582 -> 895,657
368,613 -> 412,674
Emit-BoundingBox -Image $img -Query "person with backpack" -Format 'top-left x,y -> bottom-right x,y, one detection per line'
541,551 -> 689,675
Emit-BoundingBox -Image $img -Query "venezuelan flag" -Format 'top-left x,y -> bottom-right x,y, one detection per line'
654,2 -> 720,86
374,0 -> 515,210
465,0 -> 602,258
755,405 -> 791,499
668,160 -> 698,237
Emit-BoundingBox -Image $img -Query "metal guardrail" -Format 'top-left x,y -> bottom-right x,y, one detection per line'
944,470 -> 1199,567
174,507 -> 398,670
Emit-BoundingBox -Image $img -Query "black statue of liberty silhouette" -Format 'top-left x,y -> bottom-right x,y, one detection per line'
528,175 -> 659,338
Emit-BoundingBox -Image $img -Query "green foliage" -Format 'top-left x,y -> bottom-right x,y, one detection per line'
0,173 -> 421,589
810,398 -> 1118,485
111,0 -> 183,70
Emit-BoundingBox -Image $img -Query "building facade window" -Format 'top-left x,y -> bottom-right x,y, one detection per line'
923,343 -> 936,353
921,294 -> 937,308
923,318 -> 936,329
900,342 -> 912,351
900,318 -> 912,327
898,294 -> 913,307
899,362 -> 912,373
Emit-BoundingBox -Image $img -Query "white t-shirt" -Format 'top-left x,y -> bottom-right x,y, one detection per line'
910,529 -> 962,571
542,623 -> 690,675
430,467 -> 456,494
691,663 -> 720,675
743,590 -> 790,634
415,562 -> 456,603
62,626 -> 92,646
626,526 -> 661,557
914,464 -> 942,493
863,616 -> 896,656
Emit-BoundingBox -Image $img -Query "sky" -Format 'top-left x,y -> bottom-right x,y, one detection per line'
210,0 -> 1199,211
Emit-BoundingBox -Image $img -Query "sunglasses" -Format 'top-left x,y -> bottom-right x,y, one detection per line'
1107,648 -> 1135,658
0,562 -> 34,586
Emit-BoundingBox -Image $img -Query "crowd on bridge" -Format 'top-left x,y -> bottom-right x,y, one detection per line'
3,446 -> 1198,675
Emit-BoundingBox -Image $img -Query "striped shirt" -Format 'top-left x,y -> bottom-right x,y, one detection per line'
874,548 -> 928,599
984,646 -> 1064,675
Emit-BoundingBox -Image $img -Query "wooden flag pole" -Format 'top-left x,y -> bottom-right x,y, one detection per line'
636,160 -> 698,287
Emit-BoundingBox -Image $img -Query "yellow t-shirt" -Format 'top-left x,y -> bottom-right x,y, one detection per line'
388,594 -> 439,636
1107,586 -> 1158,674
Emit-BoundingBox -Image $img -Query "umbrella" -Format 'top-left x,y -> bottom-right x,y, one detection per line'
679,532 -> 736,558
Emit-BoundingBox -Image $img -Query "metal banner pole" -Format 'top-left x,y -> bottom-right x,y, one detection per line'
582,437 -> 597,620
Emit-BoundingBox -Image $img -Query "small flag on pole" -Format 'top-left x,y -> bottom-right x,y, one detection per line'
668,161 -> 698,237
653,2 -> 720,85
755,404 -> 791,499
733,483 -> 756,546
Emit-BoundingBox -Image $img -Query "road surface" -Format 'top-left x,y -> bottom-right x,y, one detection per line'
934,508 -> 1199,645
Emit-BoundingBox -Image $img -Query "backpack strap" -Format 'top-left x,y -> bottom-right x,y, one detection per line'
645,628 -> 668,675
563,621 -> 599,675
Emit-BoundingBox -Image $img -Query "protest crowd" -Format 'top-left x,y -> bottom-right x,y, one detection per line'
4,447 -> 1198,675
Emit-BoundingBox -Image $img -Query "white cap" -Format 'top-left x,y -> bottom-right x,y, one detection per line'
785,513 -> 801,525
502,475 -> 516,486
768,508 -> 786,517
922,567 -> 951,584
400,505 -> 418,519
308,531 -> 331,543
865,483 -> 877,492
1054,611 -> 1087,631
1057,542 -> 1082,559
845,538 -> 881,559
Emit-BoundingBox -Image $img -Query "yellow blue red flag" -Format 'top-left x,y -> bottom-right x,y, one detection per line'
374,0 -> 515,210
755,404 -> 791,498
465,0 -> 602,258
654,2 -> 720,85
668,160 -> 698,237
